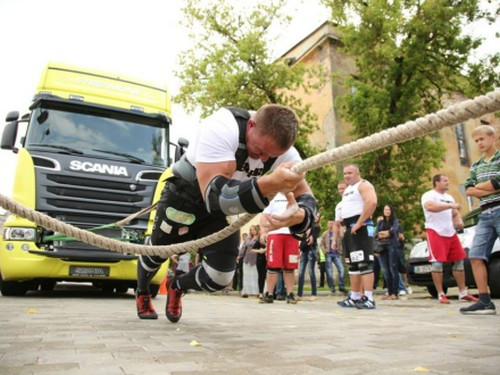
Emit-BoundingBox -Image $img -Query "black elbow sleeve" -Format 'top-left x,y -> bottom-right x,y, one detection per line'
205,176 -> 269,217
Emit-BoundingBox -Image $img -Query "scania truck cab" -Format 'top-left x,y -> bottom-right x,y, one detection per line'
0,63 -> 182,296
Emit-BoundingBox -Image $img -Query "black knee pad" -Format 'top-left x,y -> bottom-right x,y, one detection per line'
194,263 -> 235,292
139,254 -> 167,272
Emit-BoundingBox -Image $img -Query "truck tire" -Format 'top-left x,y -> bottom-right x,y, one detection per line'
115,284 -> 129,294
488,258 -> 500,298
427,285 -> 448,298
40,280 -> 57,292
0,279 -> 29,296
150,284 -> 160,298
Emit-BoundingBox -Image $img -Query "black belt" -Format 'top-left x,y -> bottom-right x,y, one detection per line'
481,200 -> 500,212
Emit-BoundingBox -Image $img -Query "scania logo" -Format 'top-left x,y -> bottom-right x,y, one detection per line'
69,160 -> 128,176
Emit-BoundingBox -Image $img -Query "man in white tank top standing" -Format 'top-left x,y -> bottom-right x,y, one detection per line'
337,164 -> 378,309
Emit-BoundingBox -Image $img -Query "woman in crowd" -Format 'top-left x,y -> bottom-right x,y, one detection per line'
252,227 -> 268,298
375,205 -> 401,300
239,225 -> 260,297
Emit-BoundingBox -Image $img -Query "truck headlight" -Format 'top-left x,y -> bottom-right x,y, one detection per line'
4,227 -> 37,241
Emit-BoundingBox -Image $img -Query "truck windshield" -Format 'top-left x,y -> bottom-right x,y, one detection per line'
25,107 -> 167,167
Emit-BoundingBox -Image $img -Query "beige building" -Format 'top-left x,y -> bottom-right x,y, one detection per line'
279,21 -> 499,216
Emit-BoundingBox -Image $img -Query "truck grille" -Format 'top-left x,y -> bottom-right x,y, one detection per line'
34,159 -> 164,262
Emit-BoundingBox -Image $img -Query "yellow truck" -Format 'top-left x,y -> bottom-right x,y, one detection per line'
0,63 -> 185,296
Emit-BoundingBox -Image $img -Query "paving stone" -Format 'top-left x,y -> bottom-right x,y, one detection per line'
0,287 -> 499,374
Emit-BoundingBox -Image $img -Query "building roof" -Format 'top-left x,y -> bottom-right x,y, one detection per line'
280,21 -> 340,64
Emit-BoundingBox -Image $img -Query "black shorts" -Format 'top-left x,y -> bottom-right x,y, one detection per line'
342,216 -> 375,264
151,176 -> 239,271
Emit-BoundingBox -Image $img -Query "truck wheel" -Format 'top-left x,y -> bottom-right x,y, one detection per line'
102,285 -> 115,294
40,280 -> 57,292
488,259 -> 500,298
150,284 -> 160,298
0,280 -> 29,296
427,285 -> 448,298
115,284 -> 129,294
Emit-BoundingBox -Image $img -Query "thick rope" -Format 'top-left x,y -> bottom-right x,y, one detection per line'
1,89 -> 499,257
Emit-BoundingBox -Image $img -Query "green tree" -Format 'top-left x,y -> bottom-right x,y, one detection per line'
322,0 -> 499,236
176,0 -> 337,221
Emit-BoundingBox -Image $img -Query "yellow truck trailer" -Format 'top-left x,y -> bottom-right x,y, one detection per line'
0,63 -> 184,296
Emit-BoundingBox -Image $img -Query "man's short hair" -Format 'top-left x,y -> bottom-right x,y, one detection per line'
344,163 -> 360,173
432,174 -> 445,187
471,125 -> 496,137
254,104 -> 299,149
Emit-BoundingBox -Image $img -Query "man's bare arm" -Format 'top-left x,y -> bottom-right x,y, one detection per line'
196,160 -> 236,198
424,200 -> 460,212
353,181 -> 377,231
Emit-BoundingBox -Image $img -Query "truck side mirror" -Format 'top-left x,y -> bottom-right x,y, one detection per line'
174,137 -> 189,162
5,111 -> 19,122
1,121 -> 19,152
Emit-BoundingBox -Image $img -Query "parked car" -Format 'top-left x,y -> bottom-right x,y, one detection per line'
407,222 -> 500,298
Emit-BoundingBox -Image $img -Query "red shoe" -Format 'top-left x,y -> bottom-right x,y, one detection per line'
439,294 -> 450,304
460,294 -> 479,303
165,278 -> 184,323
136,293 -> 158,320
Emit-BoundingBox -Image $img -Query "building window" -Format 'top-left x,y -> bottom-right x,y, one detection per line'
455,123 -> 469,166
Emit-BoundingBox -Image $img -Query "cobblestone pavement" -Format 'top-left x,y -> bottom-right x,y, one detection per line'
0,285 -> 499,375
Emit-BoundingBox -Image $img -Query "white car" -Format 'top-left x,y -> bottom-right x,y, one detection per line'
407,225 -> 500,298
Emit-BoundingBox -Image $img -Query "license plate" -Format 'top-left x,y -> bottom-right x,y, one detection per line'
69,266 -> 110,277
414,265 -> 432,274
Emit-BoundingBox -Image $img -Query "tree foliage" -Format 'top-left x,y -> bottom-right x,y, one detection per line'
322,0 -> 499,236
176,0 -> 336,221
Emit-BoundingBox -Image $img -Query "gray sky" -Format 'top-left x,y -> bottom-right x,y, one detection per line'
0,0 -> 329,211
0,0 -> 497,213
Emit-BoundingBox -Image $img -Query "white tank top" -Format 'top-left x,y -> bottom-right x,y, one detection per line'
341,180 -> 366,219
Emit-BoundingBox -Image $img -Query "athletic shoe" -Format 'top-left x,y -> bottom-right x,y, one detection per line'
337,296 -> 360,308
165,278 -> 183,323
399,290 -> 407,295
286,292 -> 297,304
259,292 -> 274,304
356,296 -> 376,310
339,287 -> 348,294
276,294 -> 286,301
459,294 -> 479,303
439,294 -> 450,304
460,301 -> 496,315
135,292 -> 158,320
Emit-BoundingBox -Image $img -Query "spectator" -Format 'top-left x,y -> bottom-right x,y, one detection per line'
337,164 -> 378,309
274,271 -> 287,300
421,174 -> 478,304
252,232 -> 267,298
460,125 -> 499,315
260,193 -> 301,304
320,220 -> 347,294
318,245 -> 326,288
232,233 -> 248,291
297,214 -> 321,299
396,226 -> 412,295
331,180 -> 349,294
373,216 -> 384,291
374,205 -> 401,300
240,225 -> 260,298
